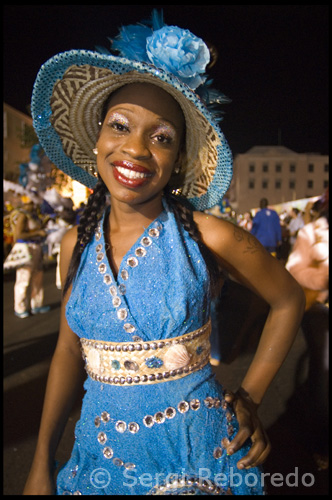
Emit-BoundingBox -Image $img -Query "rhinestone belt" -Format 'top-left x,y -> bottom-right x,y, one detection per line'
81,319 -> 211,386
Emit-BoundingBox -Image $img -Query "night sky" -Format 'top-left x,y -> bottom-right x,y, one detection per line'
3,5 -> 329,157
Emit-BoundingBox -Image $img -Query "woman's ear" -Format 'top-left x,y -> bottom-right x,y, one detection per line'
174,149 -> 185,175
168,150 -> 186,191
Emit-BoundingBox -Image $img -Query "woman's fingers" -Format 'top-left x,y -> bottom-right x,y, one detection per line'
224,390 -> 235,404
235,430 -> 271,469
224,390 -> 271,469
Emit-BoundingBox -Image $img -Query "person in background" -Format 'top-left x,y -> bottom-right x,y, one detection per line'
288,207 -> 304,249
238,211 -> 253,232
286,191 -> 329,470
250,198 -> 282,256
47,207 -> 76,289
74,201 -> 86,225
11,196 -> 50,318
3,203 -> 15,260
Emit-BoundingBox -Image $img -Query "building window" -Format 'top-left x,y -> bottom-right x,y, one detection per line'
275,164 -> 282,173
262,180 -> 268,189
308,164 -> 314,172
262,164 -> 268,172
307,180 -> 314,189
275,180 -> 281,189
290,164 -> 296,172
323,180 -> 329,189
324,164 -> 329,172
249,164 -> 255,173
248,179 -> 255,189
289,180 -> 296,189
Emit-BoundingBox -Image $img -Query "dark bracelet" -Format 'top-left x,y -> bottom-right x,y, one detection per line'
235,387 -> 259,411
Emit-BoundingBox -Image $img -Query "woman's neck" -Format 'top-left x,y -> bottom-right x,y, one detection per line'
108,195 -> 164,233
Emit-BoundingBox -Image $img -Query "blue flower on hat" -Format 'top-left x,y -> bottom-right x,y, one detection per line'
111,11 -> 210,90
146,26 -> 210,90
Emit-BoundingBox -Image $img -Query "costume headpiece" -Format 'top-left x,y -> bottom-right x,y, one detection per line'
31,10 -> 232,210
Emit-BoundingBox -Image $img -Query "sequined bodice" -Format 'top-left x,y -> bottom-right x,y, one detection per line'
58,200 -> 264,496
66,199 -> 211,343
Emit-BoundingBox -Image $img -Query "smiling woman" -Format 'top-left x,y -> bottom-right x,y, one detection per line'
96,83 -> 184,201
24,10 -> 305,496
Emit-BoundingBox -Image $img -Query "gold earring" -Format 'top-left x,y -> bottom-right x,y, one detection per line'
93,148 -> 98,155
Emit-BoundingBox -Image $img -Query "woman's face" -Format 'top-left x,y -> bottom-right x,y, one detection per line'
96,83 -> 185,206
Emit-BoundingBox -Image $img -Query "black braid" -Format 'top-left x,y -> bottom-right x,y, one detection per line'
62,178 -> 108,297
164,189 -> 222,297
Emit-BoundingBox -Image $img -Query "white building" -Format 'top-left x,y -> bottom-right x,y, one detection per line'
229,146 -> 329,213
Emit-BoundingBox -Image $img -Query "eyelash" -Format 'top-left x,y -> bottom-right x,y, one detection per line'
108,119 -> 129,132
152,132 -> 174,144
107,118 -> 175,145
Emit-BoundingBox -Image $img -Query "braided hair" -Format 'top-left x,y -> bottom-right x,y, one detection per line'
62,180 -> 221,298
62,178 -> 108,297
164,187 -> 222,297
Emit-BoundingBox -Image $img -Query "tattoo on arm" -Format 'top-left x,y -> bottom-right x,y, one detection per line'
233,226 -> 244,242
245,234 -> 261,254
233,227 -> 260,254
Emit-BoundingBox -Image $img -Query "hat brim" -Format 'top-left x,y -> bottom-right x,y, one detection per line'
31,50 -> 232,210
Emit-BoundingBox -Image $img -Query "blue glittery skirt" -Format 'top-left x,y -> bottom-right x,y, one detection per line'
56,364 -> 264,495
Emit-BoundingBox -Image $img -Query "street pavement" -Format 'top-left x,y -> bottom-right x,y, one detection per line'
3,264 -> 328,495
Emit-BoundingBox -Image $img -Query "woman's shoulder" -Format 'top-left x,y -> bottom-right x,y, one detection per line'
193,210 -> 234,237
61,225 -> 78,252
193,210 -> 238,253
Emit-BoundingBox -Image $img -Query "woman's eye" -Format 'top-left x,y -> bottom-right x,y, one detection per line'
153,129 -> 176,145
152,124 -> 176,145
154,134 -> 172,144
106,113 -> 130,132
110,121 -> 129,132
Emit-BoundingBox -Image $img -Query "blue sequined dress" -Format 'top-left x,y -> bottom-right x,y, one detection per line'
56,199 -> 263,495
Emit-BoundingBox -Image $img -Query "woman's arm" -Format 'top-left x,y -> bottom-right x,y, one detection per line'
195,213 -> 306,467
23,227 -> 86,495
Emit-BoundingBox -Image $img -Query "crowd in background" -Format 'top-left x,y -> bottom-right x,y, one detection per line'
207,194 -> 326,265
209,190 -> 329,471
4,188 -> 328,269
3,189 -> 86,316
3,191 -> 84,265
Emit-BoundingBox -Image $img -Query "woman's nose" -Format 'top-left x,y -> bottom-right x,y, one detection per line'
122,132 -> 151,159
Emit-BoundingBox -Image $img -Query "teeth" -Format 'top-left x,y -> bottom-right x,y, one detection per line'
116,166 -> 149,179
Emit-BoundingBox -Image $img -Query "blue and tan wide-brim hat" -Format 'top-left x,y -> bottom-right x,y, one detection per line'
31,11 -> 232,211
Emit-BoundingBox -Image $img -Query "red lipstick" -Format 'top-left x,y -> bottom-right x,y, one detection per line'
112,161 -> 153,188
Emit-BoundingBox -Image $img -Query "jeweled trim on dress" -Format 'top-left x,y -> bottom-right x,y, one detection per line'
90,394 -> 236,487
147,474 -> 234,495
94,396 -> 234,435
95,218 -> 163,339
81,319 -> 211,385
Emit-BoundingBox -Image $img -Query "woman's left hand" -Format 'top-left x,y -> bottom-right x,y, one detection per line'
224,388 -> 271,469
